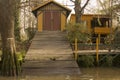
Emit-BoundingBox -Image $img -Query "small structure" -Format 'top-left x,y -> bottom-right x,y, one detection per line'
32,0 -> 71,32
70,14 -> 112,34
70,14 -> 113,43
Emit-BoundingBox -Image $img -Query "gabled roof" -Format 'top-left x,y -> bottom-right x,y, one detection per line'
32,0 -> 71,17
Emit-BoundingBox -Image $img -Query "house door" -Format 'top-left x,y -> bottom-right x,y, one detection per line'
43,11 -> 61,31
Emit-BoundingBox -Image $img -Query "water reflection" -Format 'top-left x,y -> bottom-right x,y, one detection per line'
80,67 -> 120,80
0,67 -> 120,80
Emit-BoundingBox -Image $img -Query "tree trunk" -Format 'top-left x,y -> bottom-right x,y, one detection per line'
74,0 -> 82,23
0,0 -> 21,76
72,0 -> 90,23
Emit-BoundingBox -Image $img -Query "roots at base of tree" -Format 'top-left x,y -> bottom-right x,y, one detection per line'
0,51 -> 21,76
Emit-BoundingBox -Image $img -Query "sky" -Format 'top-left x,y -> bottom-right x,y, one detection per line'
54,0 -> 98,14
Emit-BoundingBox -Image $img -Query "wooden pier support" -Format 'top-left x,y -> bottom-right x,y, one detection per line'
75,38 -> 78,60
96,38 -> 99,65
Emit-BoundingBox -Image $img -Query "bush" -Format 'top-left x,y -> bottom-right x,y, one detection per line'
77,54 -> 120,68
77,55 -> 95,67
17,50 -> 26,66
99,55 -> 113,67
113,31 -> 120,49
66,23 -> 91,43
112,54 -> 120,67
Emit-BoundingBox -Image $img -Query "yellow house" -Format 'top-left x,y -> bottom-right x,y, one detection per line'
32,0 -> 71,32
70,14 -> 112,34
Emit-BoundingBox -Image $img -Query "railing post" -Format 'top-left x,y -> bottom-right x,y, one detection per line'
96,37 -> 99,65
75,38 -> 78,60
98,34 -> 101,44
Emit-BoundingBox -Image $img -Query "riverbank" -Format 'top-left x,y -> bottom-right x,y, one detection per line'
77,54 -> 120,67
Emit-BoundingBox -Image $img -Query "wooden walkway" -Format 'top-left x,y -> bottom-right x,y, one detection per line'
75,50 -> 120,55
22,31 -> 80,76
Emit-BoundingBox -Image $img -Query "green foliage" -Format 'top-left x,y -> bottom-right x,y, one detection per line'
17,51 -> 25,62
104,34 -> 114,44
112,54 -> 120,67
17,53 -> 23,62
100,55 -> 113,67
77,55 -> 95,67
14,25 -> 20,41
104,27 -> 120,49
113,31 -> 120,49
66,23 -> 91,43
17,50 -> 26,66
14,4 -> 20,41
77,54 -> 120,68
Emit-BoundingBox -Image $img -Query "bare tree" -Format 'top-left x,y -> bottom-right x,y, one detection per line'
98,0 -> 120,26
70,0 -> 90,23
0,0 -> 21,76
98,0 -> 120,16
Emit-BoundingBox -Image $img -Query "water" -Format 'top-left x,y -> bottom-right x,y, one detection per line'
0,67 -> 120,80
79,67 -> 120,80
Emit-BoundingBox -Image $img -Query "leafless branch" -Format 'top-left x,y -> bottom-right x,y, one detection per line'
98,0 -> 106,12
70,0 -> 75,3
80,0 -> 90,13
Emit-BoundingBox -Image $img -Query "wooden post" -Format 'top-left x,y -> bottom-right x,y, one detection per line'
98,34 -> 101,44
75,38 -> 78,60
96,38 -> 99,65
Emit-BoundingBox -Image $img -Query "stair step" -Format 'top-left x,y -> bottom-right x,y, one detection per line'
23,60 -> 78,68
22,67 -> 80,76
22,31 -> 80,76
25,54 -> 74,61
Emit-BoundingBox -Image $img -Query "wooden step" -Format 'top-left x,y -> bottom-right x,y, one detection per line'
22,67 -> 80,76
25,54 -> 74,61
23,60 -> 78,68
22,31 -> 80,76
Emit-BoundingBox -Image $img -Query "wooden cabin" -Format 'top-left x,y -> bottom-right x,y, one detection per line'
70,14 -> 113,43
70,14 -> 112,34
32,0 -> 71,32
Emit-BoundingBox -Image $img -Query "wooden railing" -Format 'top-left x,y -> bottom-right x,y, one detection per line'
74,38 -> 78,60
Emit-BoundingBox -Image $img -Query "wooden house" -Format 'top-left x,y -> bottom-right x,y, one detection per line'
32,0 -> 71,32
70,14 -> 113,43
70,14 -> 112,34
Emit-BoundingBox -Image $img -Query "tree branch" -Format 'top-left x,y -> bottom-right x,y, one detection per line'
98,0 -> 106,12
80,0 -> 90,13
70,0 -> 75,3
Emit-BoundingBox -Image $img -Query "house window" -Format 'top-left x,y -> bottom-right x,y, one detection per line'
91,17 -> 110,28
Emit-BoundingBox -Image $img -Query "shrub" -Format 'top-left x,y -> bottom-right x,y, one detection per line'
77,55 -> 95,67
112,54 -> 120,67
66,23 -> 91,43
100,55 -> 113,67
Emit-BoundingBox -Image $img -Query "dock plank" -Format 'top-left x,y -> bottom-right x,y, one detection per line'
22,31 -> 80,76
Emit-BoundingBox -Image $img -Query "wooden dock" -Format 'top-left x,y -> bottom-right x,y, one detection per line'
74,50 -> 120,55
22,31 -> 80,76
